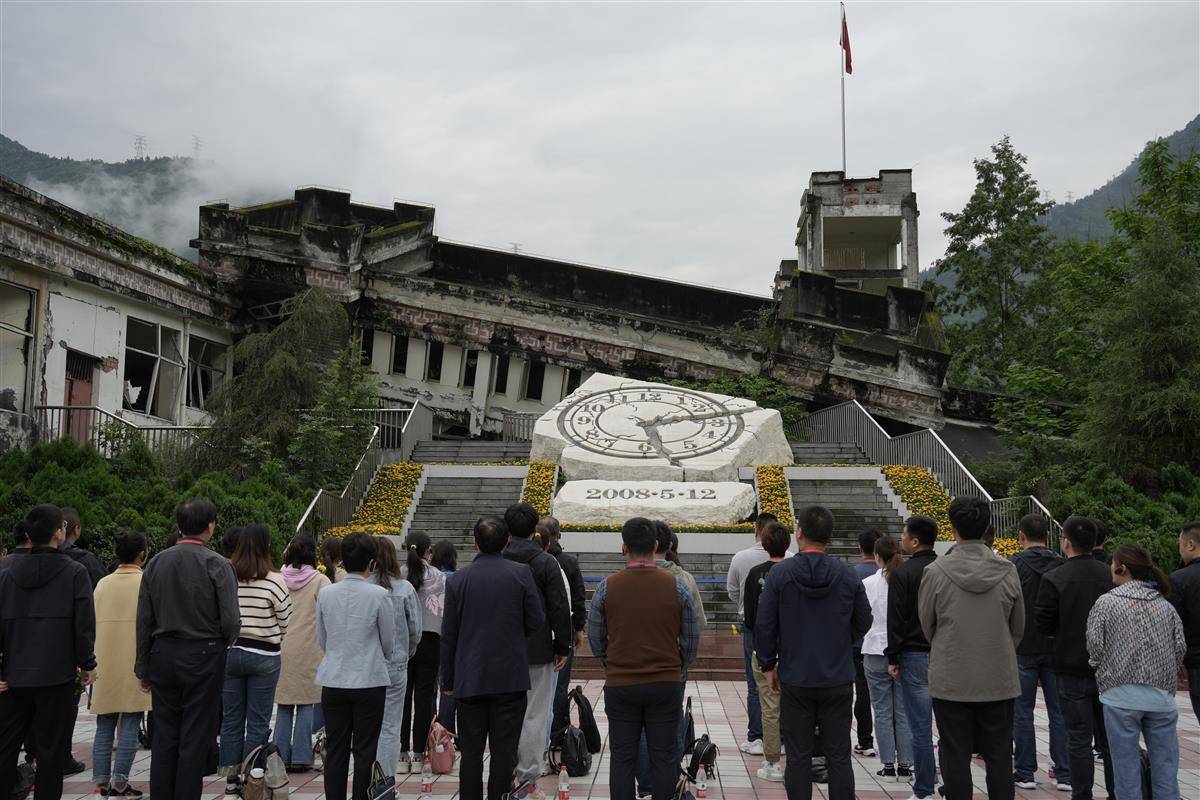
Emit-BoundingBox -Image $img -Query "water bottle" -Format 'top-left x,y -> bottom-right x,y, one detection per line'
696,778 -> 708,800
558,766 -> 570,800
420,757 -> 434,798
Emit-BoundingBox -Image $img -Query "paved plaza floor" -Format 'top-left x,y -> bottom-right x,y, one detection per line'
64,680 -> 1199,799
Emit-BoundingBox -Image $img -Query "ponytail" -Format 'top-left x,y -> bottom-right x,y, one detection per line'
875,535 -> 903,581
1111,544 -> 1172,597
405,532 -> 431,593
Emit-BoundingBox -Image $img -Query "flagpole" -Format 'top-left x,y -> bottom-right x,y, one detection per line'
840,3 -> 847,174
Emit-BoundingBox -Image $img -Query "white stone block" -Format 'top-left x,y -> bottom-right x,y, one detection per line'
552,480 -> 757,526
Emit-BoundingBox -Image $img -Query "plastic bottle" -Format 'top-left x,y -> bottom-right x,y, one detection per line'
558,767 -> 570,800
420,757 -> 434,798
696,778 -> 708,800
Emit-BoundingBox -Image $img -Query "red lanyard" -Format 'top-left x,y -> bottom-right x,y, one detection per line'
179,538 -> 206,546
625,561 -> 657,568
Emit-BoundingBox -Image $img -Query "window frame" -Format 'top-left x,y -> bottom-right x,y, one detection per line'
185,335 -> 228,411
122,317 -> 184,422
0,280 -> 36,416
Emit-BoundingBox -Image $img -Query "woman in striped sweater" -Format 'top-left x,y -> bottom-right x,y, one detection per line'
219,524 -> 293,794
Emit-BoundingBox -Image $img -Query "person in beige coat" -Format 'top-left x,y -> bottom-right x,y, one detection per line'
918,496 -> 1024,800
274,534 -> 330,771
90,532 -> 152,797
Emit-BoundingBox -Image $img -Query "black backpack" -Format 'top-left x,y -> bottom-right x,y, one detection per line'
671,735 -> 719,800
11,762 -> 35,800
568,685 -> 601,754
681,697 -> 695,755
548,724 -> 592,778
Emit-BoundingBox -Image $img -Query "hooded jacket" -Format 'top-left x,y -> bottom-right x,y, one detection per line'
1035,554 -> 1114,677
63,541 -> 107,588
1087,581 -> 1186,695
548,540 -> 587,633
754,550 -> 871,688
0,547 -> 97,688
503,536 -> 572,664
1168,558 -> 1200,668
1009,545 -> 1065,655
919,540 -> 1024,701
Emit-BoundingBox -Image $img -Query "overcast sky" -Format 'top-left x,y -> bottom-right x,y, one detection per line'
2,1 -> 1197,295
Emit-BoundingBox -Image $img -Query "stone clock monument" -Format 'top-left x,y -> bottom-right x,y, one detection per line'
530,374 -> 793,525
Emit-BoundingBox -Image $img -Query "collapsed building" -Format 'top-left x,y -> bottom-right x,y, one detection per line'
1,168 -> 950,450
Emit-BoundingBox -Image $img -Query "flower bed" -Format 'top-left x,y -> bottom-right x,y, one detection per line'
993,537 -> 1022,558
879,465 -> 954,541
522,461 -> 556,517
755,464 -> 794,529
323,462 -> 423,539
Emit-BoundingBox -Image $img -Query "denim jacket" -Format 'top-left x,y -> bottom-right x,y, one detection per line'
315,574 -> 395,689
369,574 -> 423,673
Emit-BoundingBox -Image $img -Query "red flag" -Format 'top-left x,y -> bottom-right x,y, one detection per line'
840,5 -> 853,75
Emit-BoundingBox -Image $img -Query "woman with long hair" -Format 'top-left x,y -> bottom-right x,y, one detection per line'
90,531 -> 151,797
369,537 -> 423,775
320,536 -> 346,583
274,534 -> 330,772
430,540 -> 458,576
1087,544 -> 1186,800
219,524 -> 292,793
860,535 -> 913,781
396,532 -> 446,773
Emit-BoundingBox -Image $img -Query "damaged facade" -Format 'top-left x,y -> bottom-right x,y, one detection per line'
1,168 -> 949,450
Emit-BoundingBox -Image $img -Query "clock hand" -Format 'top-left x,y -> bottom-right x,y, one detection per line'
641,423 -> 682,467
637,405 -> 758,429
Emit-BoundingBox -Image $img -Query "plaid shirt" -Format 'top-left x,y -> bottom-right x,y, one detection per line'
587,564 -> 700,679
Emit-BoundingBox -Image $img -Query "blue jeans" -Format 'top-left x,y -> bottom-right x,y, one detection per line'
634,682 -> 688,794
1102,703 -> 1179,800
91,711 -> 142,786
863,654 -> 912,767
376,667 -> 409,775
274,704 -> 315,766
1013,653 -> 1071,784
898,651 -> 935,798
1057,673 -> 1114,800
218,649 -> 282,774
742,627 -> 762,741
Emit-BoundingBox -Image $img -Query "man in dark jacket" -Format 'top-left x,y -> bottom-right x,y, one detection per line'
1009,514 -> 1071,791
884,515 -> 939,800
60,508 -> 105,588
541,516 -> 586,748
1171,520 -> 1200,719
442,516 -> 545,800
136,499 -> 239,800
756,505 -> 871,800
503,503 -> 572,797
1035,515 -> 1115,800
0,504 -> 96,800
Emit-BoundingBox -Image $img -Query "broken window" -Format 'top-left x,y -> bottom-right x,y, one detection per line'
524,360 -> 545,402
122,318 -> 183,421
359,328 -> 375,367
565,367 -> 583,396
391,334 -> 409,375
425,341 -> 444,382
462,350 -> 479,388
0,281 -> 34,415
493,355 -> 510,395
187,336 -> 227,410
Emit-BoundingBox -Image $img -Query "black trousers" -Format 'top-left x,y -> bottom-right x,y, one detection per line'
400,631 -> 440,753
852,649 -> 873,748
148,638 -> 226,800
456,691 -> 527,800
932,697 -> 1015,800
550,651 -> 575,744
779,682 -> 854,800
604,682 -> 684,800
1057,673 -> 1115,800
0,681 -> 77,800
322,686 -> 387,800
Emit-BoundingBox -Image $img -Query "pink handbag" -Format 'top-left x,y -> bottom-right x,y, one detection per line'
426,721 -> 456,774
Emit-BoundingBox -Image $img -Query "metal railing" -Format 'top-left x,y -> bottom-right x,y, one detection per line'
35,405 -> 206,458
296,425 -> 384,535
502,412 -> 539,441
796,400 -> 1061,544
353,406 -> 413,450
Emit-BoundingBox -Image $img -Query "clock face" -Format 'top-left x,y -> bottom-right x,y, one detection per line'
556,386 -> 747,460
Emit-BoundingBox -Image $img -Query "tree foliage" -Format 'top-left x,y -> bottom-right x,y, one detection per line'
287,346 -> 378,489
670,374 -> 807,428
933,136 -> 1054,388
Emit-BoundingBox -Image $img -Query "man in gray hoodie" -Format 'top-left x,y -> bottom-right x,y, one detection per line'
918,497 -> 1024,800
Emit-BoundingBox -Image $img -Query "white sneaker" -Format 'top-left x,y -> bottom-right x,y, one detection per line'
1056,782 -> 1072,792
903,795 -> 933,800
739,739 -> 764,755
756,761 -> 784,782
1015,778 -> 1037,790
397,754 -> 412,775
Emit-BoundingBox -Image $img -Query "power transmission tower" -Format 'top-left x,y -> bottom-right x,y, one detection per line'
192,135 -> 202,157
133,135 -> 147,160
1065,190 -> 1074,204
510,242 -> 523,254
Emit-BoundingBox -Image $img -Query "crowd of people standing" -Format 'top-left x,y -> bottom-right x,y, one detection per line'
1,494 -> 1198,800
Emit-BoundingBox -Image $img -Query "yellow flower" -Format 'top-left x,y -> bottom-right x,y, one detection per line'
521,461 -> 557,517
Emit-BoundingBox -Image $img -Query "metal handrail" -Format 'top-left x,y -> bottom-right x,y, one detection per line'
502,412 -> 539,441
34,405 -> 207,457
796,400 -> 1061,543
295,425 -> 384,536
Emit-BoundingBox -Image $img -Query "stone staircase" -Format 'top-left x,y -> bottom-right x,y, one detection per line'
790,441 -> 870,464
411,440 -> 532,464
575,551 -> 738,628
789,477 -> 905,561
404,475 -> 526,553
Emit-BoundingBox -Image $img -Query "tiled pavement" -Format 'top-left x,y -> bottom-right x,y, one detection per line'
63,681 -> 1199,799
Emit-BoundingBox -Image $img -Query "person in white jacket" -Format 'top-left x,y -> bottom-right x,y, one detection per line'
726,513 -> 776,754
861,535 -> 914,781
